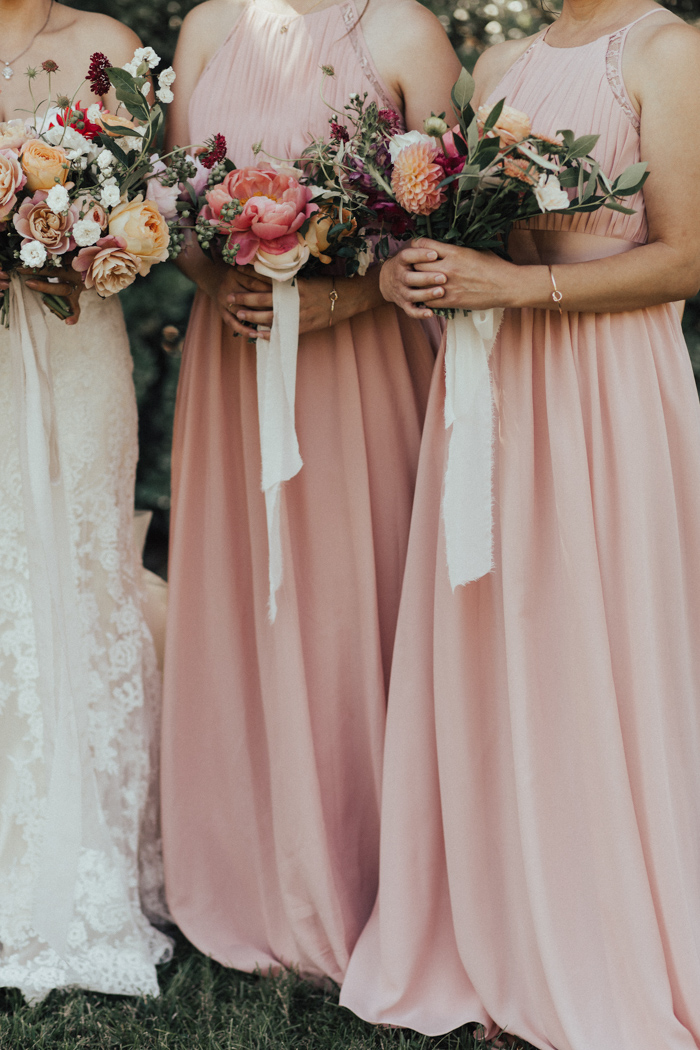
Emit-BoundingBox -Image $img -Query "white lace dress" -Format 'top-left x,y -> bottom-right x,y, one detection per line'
0,287 -> 172,1002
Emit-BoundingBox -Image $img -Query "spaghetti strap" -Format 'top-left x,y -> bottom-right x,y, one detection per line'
606,8 -> 668,130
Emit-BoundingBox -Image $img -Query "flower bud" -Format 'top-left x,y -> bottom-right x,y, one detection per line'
424,115 -> 449,138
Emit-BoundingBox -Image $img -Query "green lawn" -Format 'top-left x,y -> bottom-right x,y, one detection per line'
0,934 -> 537,1050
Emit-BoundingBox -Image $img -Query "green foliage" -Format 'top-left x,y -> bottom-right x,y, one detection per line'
0,935 -> 537,1049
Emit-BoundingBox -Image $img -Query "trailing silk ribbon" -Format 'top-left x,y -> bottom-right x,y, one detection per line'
9,277 -> 110,958
443,307 -> 503,590
256,278 -> 303,622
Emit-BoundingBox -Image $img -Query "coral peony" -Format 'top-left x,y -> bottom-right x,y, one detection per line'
108,194 -> 170,274
0,148 -> 26,220
21,139 -> 68,191
477,103 -> 531,148
203,166 -> 317,266
13,189 -> 75,253
73,234 -> 140,295
391,140 -> 446,216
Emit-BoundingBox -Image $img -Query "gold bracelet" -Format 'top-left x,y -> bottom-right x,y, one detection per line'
548,265 -> 563,316
329,279 -> 338,326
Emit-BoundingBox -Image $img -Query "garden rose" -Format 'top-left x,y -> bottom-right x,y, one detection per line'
477,103 -> 531,148
21,139 -> 69,191
204,166 -> 317,266
534,172 -> 570,212
73,234 -> 140,295
13,190 -> 75,253
391,140 -> 446,215
302,206 -> 356,265
0,148 -> 26,220
108,195 -> 170,274
0,119 -> 33,153
254,238 -> 310,281
74,192 -> 108,228
97,111 -> 139,137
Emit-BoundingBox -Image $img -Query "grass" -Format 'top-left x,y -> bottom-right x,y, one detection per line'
0,934 -> 537,1050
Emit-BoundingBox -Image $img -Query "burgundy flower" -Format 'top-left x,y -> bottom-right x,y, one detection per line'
200,133 -> 227,170
330,121 -> 349,144
42,59 -> 59,73
378,109 -> 402,133
86,52 -> 112,97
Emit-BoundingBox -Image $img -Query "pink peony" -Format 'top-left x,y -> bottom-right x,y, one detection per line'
0,148 -> 26,220
202,165 -> 317,266
391,141 -> 446,216
72,234 -> 140,295
13,189 -> 75,253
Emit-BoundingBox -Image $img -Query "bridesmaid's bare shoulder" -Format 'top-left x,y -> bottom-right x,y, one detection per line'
179,0 -> 248,47
472,34 -> 537,109
51,7 -> 142,67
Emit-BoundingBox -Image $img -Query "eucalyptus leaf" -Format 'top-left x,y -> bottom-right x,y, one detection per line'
603,200 -> 637,214
467,116 -> 479,154
566,134 -> 600,160
482,97 -> 504,133
451,67 -> 475,115
612,162 -> 648,193
517,144 -> 559,171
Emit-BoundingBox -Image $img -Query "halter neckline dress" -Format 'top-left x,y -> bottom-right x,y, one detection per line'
161,0 -> 436,983
340,12 -> 700,1049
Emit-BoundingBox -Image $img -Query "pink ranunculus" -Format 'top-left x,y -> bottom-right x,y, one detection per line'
0,148 -> 26,220
204,165 -> 317,265
13,189 -> 75,253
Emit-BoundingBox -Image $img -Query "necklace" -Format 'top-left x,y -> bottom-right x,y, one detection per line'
275,0 -> 329,34
0,0 -> 54,80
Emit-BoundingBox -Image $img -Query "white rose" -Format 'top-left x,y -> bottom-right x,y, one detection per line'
46,184 -> 70,214
156,86 -> 174,105
87,103 -> 102,123
73,218 -> 102,247
100,182 -> 121,208
253,240 -> 309,282
122,60 -> 139,76
158,66 -> 176,89
97,150 -> 114,170
20,239 -> 48,267
534,172 -> 570,213
388,130 -> 436,163
134,46 -> 160,69
142,82 -> 152,97
45,123 -> 90,157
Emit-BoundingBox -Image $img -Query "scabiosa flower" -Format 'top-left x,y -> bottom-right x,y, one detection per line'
199,133 -> 227,170
378,109 -> 402,134
86,52 -> 112,97
329,121 -> 349,144
391,141 -> 446,215
42,59 -> 59,74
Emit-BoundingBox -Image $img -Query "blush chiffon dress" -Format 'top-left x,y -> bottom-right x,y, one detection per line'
340,11 -> 700,1050
161,0 -> 435,984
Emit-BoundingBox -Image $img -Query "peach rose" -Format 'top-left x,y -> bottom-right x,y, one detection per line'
96,111 -> 139,137
74,192 -> 108,229
303,206 -> 356,265
21,139 -> 69,192
0,148 -> 26,221
477,103 -> 531,148
0,119 -> 34,153
13,190 -> 75,253
108,195 -> 170,275
391,141 -> 445,216
73,235 -> 140,296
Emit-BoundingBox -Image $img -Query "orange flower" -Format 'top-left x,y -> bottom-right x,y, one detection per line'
391,141 -> 445,216
477,103 -> 531,148
502,157 -> 537,185
303,205 -> 356,264
21,139 -> 68,192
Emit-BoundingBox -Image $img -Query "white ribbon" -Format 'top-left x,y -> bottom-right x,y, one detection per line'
9,278 -> 111,958
256,279 -> 303,622
442,307 -> 503,590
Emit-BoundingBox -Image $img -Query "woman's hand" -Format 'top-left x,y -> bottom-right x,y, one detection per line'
0,269 -> 9,294
379,246 -> 447,318
20,266 -> 85,325
412,239 -> 522,312
199,260 -> 273,340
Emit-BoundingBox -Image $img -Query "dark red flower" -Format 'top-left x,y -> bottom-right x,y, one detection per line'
86,52 -> 112,97
42,59 -> 59,73
330,120 -> 349,144
199,133 -> 227,169
378,108 -> 402,133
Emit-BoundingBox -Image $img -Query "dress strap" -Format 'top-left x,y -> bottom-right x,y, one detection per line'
606,8 -> 669,131
340,0 -> 401,116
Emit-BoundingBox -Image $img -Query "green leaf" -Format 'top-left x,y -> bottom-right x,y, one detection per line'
516,144 -> 559,171
604,200 -> 637,214
611,162 -> 648,193
557,129 -> 575,149
451,67 -> 475,116
482,98 -> 504,133
566,134 -> 600,160
467,116 -> 479,154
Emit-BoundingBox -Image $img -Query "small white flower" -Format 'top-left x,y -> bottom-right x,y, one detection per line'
534,172 -> 570,212
134,46 -> 160,69
356,243 -> 374,277
97,149 -> 114,170
388,130 -> 435,163
158,66 -> 176,89
20,240 -> 48,268
73,218 -> 102,247
45,124 -> 90,156
45,184 -> 70,214
142,81 -> 151,97
349,92 -> 359,100
156,86 -> 174,105
122,59 -> 140,76
100,182 -> 121,209
87,103 -> 102,123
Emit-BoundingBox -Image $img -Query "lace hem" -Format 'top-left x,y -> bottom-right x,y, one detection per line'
341,1 -> 400,117
605,28 -> 640,131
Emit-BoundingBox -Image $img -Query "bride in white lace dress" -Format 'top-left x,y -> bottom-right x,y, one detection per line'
0,0 -> 171,1001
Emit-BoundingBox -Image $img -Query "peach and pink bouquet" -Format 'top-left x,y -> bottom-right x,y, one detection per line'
380,67 -> 648,274
0,47 -> 197,325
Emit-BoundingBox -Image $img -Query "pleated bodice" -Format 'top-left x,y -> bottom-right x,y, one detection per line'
190,0 -> 400,166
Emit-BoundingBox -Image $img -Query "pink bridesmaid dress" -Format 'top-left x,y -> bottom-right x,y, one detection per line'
340,12 -> 700,1049
161,0 -> 435,984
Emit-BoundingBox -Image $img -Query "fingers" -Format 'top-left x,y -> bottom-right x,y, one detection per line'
411,237 -> 446,256
400,300 -> 435,320
220,308 -> 270,341
230,268 -> 272,293
402,270 -> 446,289
25,279 -> 75,297
227,292 -> 273,310
235,308 -> 274,328
396,248 -> 440,266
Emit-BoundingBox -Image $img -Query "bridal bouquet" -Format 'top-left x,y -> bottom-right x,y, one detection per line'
0,47 -> 193,325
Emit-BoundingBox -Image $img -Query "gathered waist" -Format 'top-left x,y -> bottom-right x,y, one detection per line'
508,228 -> 642,266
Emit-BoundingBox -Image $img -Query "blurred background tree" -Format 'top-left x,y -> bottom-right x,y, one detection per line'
68,0 -> 700,573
